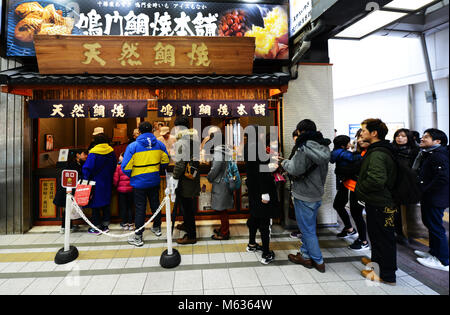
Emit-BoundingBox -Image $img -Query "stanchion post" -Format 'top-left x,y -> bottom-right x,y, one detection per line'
160,195 -> 181,268
55,171 -> 79,265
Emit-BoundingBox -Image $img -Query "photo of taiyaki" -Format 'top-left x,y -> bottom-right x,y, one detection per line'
14,2 -> 74,43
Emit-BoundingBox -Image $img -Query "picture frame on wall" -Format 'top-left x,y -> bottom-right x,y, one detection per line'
45,134 -> 54,151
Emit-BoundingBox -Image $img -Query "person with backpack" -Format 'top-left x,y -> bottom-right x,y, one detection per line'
244,125 -> 279,265
122,122 -> 170,247
330,135 -> 363,239
281,119 -> 331,273
173,115 -> 201,245
113,152 -> 134,231
82,133 -> 117,234
391,128 -> 420,245
412,129 -> 449,272
207,131 -> 235,240
355,118 -> 398,285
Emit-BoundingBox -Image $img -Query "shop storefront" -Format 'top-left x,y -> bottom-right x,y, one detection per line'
0,0 -> 291,228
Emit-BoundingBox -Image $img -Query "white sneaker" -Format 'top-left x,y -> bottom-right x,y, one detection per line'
414,250 -> 432,259
417,256 -> 449,272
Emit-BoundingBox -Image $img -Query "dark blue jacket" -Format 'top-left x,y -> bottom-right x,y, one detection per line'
418,145 -> 449,208
330,148 -> 362,187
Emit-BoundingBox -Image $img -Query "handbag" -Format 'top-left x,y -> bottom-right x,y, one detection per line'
273,170 -> 286,182
223,161 -> 241,191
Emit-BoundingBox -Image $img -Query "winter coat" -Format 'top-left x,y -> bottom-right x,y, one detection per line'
392,144 -> 419,169
416,145 -> 449,208
207,145 -> 234,211
244,125 -> 279,218
82,144 -> 117,208
113,164 -> 133,193
53,159 -> 83,208
281,131 -> 331,203
355,140 -> 397,208
172,129 -> 201,198
121,132 -> 169,189
330,148 -> 362,187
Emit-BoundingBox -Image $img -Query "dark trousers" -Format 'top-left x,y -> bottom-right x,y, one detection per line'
180,197 -> 196,239
118,192 -> 134,224
134,186 -> 161,236
421,203 -> 449,266
333,185 -> 353,230
366,204 -> 397,283
92,205 -> 111,227
215,210 -> 230,236
349,191 -> 368,243
247,216 -> 271,255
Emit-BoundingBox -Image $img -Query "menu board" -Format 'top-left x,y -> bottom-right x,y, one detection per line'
4,0 -> 288,59
39,178 -> 56,218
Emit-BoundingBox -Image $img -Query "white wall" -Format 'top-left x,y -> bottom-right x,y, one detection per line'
329,27 -> 449,137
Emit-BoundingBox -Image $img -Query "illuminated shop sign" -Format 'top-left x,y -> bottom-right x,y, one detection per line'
4,0 -> 288,59
289,0 -> 312,37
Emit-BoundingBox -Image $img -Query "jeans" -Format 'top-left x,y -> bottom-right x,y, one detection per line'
421,203 -> 449,266
294,198 -> 323,265
91,205 -> 111,228
134,186 -> 161,236
118,192 -> 134,224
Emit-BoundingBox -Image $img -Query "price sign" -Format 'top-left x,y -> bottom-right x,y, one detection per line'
62,170 -> 78,189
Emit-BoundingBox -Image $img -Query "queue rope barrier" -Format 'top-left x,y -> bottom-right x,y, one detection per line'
70,194 -> 169,238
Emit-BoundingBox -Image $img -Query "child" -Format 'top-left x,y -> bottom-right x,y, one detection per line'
113,152 -> 134,230
330,135 -> 362,239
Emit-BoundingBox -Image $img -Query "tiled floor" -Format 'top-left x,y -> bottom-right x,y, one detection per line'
0,221 -> 446,295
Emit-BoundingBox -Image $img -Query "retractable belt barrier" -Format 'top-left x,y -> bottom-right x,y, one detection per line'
55,173 -> 181,268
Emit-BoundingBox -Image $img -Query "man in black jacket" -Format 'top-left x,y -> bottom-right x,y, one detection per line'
412,129 -> 449,272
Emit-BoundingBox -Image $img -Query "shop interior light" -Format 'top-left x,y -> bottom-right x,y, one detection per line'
335,10 -> 407,38
384,0 -> 437,11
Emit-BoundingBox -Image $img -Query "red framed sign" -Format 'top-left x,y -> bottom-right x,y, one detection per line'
62,170 -> 78,189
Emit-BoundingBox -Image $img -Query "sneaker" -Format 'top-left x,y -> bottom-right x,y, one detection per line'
128,234 -> 144,247
417,256 -> 449,272
246,243 -> 264,252
150,226 -> 162,237
260,251 -> 275,265
100,225 -> 110,233
414,250 -> 432,259
337,228 -> 358,239
348,239 -> 370,251
88,227 -> 100,234
290,231 -> 302,239
70,225 -> 80,233
60,227 -> 65,234
120,223 -> 128,230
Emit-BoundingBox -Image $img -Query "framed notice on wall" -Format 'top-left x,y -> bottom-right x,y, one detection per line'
39,178 -> 57,218
198,176 -> 212,212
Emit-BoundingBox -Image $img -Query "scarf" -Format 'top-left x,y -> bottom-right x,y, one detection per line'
412,144 -> 440,171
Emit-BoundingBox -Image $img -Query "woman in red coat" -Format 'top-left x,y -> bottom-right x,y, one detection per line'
113,152 -> 135,230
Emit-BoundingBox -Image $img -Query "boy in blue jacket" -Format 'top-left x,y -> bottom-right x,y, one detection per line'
330,135 -> 362,239
122,121 -> 170,247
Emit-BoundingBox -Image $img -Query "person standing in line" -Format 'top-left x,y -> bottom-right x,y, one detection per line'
82,133 -> 117,234
287,130 -> 302,240
173,115 -> 201,245
122,122 -> 170,247
336,130 -> 370,251
113,152 -> 135,231
157,126 -> 177,161
330,135 -> 362,240
412,128 -> 449,272
54,149 -> 88,234
391,128 -> 420,245
244,125 -> 279,265
207,131 -> 234,240
281,119 -> 331,273
355,118 -> 398,285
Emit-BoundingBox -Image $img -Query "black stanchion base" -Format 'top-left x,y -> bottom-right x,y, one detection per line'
55,246 -> 79,265
160,248 -> 181,268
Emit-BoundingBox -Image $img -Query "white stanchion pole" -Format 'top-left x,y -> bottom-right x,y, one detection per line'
165,196 -> 173,256
64,188 -> 72,252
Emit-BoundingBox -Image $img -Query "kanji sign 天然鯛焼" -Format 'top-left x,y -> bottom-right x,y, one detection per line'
34,35 -> 255,75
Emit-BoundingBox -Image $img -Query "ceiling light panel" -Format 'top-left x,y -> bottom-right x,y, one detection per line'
384,0 -> 437,11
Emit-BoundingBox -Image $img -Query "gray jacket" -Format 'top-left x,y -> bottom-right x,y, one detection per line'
207,145 -> 234,210
282,140 -> 330,202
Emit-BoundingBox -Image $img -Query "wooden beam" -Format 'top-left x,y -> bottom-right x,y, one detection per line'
1,86 -> 33,97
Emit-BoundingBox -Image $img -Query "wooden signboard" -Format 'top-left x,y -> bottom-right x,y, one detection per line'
34,35 -> 255,75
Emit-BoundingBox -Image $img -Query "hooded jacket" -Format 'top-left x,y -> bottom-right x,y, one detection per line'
121,132 -> 169,189
173,129 -> 201,198
82,143 -> 117,208
355,140 -> 397,208
282,131 -> 331,202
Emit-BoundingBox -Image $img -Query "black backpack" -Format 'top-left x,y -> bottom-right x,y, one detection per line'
371,147 -> 422,205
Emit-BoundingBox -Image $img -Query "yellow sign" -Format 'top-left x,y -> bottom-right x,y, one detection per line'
40,178 -> 57,218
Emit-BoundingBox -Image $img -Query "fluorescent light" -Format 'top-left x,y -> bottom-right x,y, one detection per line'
335,10 -> 407,38
384,0 -> 437,11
